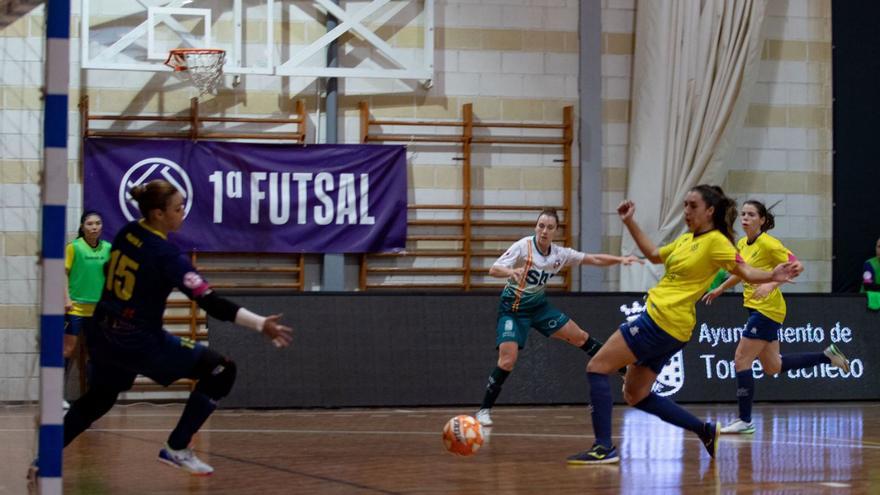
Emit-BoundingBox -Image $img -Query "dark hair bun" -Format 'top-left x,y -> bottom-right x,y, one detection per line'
129,185 -> 146,201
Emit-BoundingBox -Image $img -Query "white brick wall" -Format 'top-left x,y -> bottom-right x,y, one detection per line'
501,5 -> 546,29
733,0 -> 832,291
598,1 -> 832,291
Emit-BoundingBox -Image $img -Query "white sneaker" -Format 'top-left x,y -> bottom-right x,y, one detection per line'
62,400 -> 70,411
719,419 -> 755,434
824,344 -> 850,374
476,408 -> 493,426
158,444 -> 214,476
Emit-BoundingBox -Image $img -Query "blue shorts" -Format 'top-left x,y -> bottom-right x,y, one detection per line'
741,309 -> 782,342
496,301 -> 570,349
85,318 -> 206,391
618,312 -> 687,374
64,314 -> 87,336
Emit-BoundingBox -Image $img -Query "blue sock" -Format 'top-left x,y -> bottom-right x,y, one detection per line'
780,352 -> 829,372
634,393 -> 704,435
735,369 -> 755,423
587,372 -> 613,447
167,391 -> 217,450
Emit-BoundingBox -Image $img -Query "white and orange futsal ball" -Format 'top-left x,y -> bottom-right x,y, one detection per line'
442,415 -> 484,456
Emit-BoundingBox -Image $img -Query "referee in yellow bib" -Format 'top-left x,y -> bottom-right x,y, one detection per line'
63,211 -> 112,408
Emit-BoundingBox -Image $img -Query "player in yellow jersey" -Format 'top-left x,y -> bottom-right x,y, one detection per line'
475,208 -> 640,426
702,200 -> 850,434
567,185 -> 802,465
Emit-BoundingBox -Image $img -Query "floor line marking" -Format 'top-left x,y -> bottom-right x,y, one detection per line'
44,427 -> 878,451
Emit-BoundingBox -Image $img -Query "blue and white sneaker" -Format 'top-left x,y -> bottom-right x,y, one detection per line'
158,444 -> 214,476
566,444 -> 620,465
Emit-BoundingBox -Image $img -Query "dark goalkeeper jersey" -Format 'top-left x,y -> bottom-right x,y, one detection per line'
95,220 -> 213,343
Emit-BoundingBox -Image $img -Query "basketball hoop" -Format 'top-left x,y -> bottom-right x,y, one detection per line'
164,48 -> 226,97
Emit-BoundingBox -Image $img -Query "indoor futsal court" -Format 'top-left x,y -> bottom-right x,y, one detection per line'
3,0 -> 880,494
2,402 -> 878,493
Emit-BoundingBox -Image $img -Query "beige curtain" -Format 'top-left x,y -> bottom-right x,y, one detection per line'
620,0 -> 767,290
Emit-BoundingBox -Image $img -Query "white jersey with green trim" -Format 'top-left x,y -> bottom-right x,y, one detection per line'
494,236 -> 584,311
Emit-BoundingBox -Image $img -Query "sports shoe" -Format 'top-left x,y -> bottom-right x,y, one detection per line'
158,444 -> 214,476
699,422 -> 720,458
720,418 -> 755,434
26,458 -> 38,490
567,444 -> 620,465
824,344 -> 850,374
475,408 -> 493,426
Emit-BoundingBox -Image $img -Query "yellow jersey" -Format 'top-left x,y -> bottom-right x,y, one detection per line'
737,233 -> 793,323
646,230 -> 740,341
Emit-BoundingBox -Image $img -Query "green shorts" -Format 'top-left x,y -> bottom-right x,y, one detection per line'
495,300 -> 570,349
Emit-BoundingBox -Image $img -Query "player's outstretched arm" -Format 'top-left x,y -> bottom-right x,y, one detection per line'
235,310 -> 293,348
194,291 -> 293,348
174,261 -> 293,348
730,261 -> 802,286
617,200 -> 661,263
747,253 -> 802,299
581,253 -> 644,267
702,275 -> 742,305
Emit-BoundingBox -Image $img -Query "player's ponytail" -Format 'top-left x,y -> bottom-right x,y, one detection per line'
691,184 -> 737,244
129,180 -> 180,219
743,199 -> 776,232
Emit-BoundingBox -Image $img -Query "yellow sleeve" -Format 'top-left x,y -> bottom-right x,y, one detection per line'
64,243 -> 75,271
771,238 -> 794,265
658,240 -> 676,262
710,234 -> 739,271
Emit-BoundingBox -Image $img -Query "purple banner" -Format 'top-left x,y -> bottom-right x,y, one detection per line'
84,139 -> 407,253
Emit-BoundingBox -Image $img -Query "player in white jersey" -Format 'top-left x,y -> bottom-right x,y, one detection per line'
475,209 -> 640,426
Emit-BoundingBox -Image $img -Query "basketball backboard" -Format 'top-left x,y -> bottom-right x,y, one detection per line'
80,0 -> 434,82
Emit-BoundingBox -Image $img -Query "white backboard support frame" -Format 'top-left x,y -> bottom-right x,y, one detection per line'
81,0 -> 274,74
80,0 -> 434,83
146,7 -> 212,60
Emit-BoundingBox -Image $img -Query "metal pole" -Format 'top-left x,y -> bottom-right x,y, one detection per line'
39,0 -> 71,492
579,0 -> 603,291
322,0 -> 345,290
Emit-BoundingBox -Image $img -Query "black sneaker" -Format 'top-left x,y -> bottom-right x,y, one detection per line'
699,422 -> 720,458
566,444 -> 620,465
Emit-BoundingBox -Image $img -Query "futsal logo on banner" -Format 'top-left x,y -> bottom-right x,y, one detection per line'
619,300 -> 685,397
119,157 -> 194,221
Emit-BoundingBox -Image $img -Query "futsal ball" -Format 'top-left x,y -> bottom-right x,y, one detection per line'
442,415 -> 484,456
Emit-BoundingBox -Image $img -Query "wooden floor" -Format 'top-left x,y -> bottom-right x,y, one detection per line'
1,402 -> 877,494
